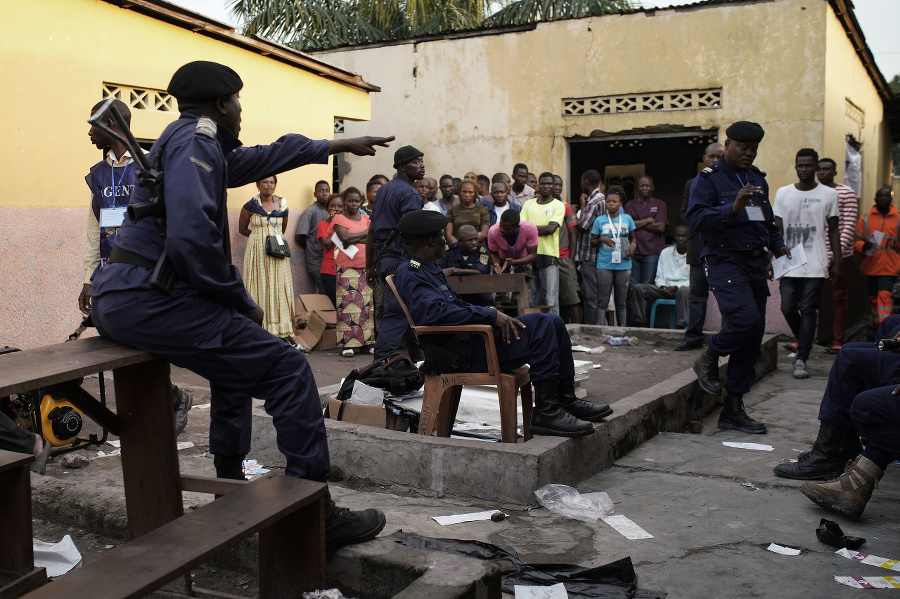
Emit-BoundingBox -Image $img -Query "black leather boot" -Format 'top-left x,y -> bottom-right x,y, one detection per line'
717,395 -> 766,434
558,382 -> 612,422
693,350 -> 722,396
324,489 -> 386,550
213,454 -> 247,480
530,380 -> 593,437
774,421 -> 846,480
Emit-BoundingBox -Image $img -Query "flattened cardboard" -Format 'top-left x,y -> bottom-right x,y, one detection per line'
297,294 -> 337,326
325,398 -> 410,431
295,311 -> 327,348
315,329 -> 338,351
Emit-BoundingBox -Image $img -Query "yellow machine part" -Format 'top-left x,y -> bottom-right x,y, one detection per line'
38,393 -> 83,447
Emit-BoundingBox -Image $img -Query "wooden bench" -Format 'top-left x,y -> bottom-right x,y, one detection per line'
0,337 -> 326,598
446,273 -> 529,316
21,475 -> 326,599
0,450 -> 46,599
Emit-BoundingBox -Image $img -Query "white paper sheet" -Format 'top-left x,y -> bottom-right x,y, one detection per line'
767,543 -> 801,556
600,515 -> 653,539
722,441 -> 774,451
772,244 -> 807,279
433,510 -> 504,525
331,232 -> 358,259
33,535 -> 83,577
514,583 -> 569,599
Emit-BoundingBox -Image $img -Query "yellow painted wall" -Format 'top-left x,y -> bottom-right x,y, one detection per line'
822,3 -> 893,211
0,0 -> 372,349
1,0 -> 371,213
320,0 -> 837,192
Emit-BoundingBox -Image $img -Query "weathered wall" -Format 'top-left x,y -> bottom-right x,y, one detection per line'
0,0 -> 371,349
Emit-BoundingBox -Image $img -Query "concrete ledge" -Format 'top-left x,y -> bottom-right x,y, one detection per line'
250,331 -> 778,505
328,538 -> 501,599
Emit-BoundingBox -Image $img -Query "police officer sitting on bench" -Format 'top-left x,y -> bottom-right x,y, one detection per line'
392,210 -> 612,436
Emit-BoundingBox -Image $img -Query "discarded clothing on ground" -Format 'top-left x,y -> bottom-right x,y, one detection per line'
386,531 -> 666,598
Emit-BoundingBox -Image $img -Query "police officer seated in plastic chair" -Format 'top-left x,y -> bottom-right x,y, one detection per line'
391,210 -> 613,437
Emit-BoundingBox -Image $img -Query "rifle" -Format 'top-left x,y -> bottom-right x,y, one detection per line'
88,99 -> 176,293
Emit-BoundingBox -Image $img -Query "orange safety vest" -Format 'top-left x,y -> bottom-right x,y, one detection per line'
854,205 -> 900,277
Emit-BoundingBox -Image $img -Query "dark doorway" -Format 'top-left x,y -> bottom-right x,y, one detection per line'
567,131 -> 718,237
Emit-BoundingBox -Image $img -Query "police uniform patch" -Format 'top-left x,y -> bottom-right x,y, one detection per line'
189,156 -> 212,173
195,117 -> 217,139
410,259 -> 421,270
479,254 -> 489,265
700,164 -> 718,177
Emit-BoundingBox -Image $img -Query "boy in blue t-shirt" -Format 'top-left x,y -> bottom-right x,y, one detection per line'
590,186 -> 635,325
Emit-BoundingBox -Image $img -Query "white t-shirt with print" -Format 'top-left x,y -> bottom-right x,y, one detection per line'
773,183 -> 839,278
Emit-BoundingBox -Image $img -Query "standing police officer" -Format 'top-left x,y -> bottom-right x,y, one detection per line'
392,210 -> 612,436
90,60 -> 393,550
686,121 -> 790,434
366,145 -> 426,360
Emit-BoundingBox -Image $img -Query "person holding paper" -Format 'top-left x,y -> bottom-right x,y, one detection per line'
316,194 -> 343,307
685,121 -> 789,434
772,148 -> 840,380
333,187 -> 374,356
239,176 -> 298,344
854,186 -> 900,326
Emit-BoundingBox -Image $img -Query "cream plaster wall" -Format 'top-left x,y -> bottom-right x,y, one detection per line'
0,0 -> 371,349
320,0 -> 834,192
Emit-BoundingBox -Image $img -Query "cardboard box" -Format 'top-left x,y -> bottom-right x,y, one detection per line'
297,294 -> 337,327
325,398 -> 410,431
315,329 -> 338,351
295,311 -> 327,349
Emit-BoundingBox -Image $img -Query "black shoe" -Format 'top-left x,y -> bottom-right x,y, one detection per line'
213,454 -> 247,481
774,422 -> 846,480
325,495 -> 386,551
674,339 -> 703,351
718,395 -> 766,434
693,351 -> 722,395
172,385 -> 193,436
558,383 -> 613,422
531,380 -> 594,437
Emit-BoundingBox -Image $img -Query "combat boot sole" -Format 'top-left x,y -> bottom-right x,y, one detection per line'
531,424 -> 594,437
774,463 -> 844,480
717,416 -> 767,434
800,486 -> 865,521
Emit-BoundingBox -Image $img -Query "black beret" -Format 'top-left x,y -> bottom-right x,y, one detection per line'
167,61 -> 243,101
725,121 -> 765,143
393,145 -> 424,169
398,210 -> 447,237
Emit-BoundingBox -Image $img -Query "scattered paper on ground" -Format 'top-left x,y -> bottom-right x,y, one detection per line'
107,440 -> 121,448
767,543 -> 801,556
95,449 -> 121,459
33,535 -> 83,577
835,576 -> 900,589
723,442 -> 774,451
193,403 -> 212,410
433,510 -> 504,525
243,459 -> 269,476
600,515 -> 653,539
514,582 -> 569,598
836,548 -> 900,571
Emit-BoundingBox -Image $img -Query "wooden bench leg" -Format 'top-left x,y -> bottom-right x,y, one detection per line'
498,376 -> 518,443
435,387 -> 462,437
521,383 -> 533,442
113,359 -> 183,539
0,465 -> 34,575
258,495 -> 326,598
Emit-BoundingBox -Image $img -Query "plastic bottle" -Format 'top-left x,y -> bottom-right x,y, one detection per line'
604,335 -> 629,346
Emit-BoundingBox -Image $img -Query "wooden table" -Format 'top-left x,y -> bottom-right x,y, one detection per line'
446,273 -> 530,315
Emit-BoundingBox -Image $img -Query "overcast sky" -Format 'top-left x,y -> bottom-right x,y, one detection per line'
172,0 -> 900,79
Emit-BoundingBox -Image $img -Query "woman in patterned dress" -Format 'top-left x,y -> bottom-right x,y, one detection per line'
238,176 -> 297,345
332,187 -> 373,356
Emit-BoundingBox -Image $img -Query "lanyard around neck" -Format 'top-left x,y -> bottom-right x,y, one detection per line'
109,159 -> 131,208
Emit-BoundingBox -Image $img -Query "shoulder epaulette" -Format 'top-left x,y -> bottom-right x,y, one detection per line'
195,117 -> 217,139
699,164 -> 719,177
750,165 -> 767,177
409,259 -> 421,270
478,246 -> 488,254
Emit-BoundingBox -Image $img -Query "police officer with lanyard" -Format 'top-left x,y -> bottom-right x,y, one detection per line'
686,121 -> 790,434
392,210 -> 612,436
90,61 -> 393,550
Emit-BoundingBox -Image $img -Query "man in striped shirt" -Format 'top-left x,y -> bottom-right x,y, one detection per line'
817,158 -> 859,351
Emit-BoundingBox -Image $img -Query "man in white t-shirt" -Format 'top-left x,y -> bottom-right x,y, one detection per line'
633,226 -> 691,328
773,148 -> 841,379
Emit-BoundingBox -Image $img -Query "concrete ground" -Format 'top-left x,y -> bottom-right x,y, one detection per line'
26,343 -> 900,598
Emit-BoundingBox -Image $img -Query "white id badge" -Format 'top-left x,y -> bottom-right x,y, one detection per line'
275,233 -> 284,244
99,207 -> 127,228
610,249 -> 622,264
745,206 -> 765,221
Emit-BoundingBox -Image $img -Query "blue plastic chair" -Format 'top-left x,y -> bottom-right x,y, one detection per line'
650,298 -> 677,329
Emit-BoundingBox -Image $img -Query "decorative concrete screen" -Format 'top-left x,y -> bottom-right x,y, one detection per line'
102,83 -> 176,113
563,88 -> 722,116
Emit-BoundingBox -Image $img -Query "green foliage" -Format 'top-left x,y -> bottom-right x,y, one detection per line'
890,73 -> 900,94
229,0 -> 636,50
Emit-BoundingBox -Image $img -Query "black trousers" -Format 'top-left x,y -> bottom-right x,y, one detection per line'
683,263 -> 709,344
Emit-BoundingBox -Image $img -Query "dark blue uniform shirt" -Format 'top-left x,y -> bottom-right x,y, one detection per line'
91,114 -> 329,315
685,159 -> 784,257
371,177 -> 423,266
437,244 -> 491,274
